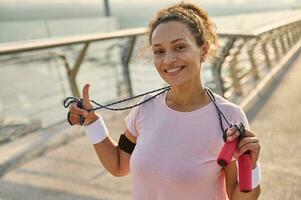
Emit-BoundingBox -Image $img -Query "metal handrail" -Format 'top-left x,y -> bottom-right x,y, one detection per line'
0,27 -> 147,55
0,13 -> 300,108
0,11 -> 300,133
1,14 -> 301,56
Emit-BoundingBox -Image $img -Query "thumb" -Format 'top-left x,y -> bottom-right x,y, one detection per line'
82,83 -> 93,109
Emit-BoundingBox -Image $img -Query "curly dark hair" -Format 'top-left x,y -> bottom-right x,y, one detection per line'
148,2 -> 219,59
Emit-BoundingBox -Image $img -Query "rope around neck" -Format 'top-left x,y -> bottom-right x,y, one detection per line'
63,86 -> 171,112
63,86 -> 231,132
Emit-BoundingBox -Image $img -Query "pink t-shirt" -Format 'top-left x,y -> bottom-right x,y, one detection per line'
125,90 -> 249,200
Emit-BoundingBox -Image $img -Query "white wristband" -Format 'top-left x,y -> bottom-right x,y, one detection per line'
83,116 -> 109,144
252,163 -> 261,189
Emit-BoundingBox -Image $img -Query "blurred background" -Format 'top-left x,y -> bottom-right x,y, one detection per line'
1,0 -> 300,127
1,0 -> 301,42
0,0 -> 301,200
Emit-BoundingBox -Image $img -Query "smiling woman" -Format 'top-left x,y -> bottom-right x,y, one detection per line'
151,22 -> 211,89
148,3 -> 219,108
67,2 -> 261,200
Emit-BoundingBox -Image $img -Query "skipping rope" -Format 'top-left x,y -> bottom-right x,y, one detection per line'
63,86 -> 235,139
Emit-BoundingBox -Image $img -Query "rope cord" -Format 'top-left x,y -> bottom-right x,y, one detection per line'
63,86 -> 171,111
63,86 -> 233,140
204,88 -> 233,141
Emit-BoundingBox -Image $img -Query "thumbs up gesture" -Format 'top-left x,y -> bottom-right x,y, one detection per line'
68,84 -> 99,126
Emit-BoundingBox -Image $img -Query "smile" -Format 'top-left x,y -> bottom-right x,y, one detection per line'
164,65 -> 185,74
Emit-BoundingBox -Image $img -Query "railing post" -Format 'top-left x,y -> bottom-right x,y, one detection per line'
247,39 -> 260,79
295,23 -> 300,39
228,46 -> 243,95
262,41 -> 272,69
271,34 -> 280,62
290,25 -> 298,44
121,36 -> 136,97
58,43 -> 90,98
280,31 -> 288,55
285,29 -> 293,49
211,38 -> 235,96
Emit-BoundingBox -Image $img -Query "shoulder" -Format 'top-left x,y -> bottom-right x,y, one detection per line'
212,92 -> 250,128
214,93 -> 241,109
212,93 -> 244,116
127,90 -> 165,117
137,90 -> 165,109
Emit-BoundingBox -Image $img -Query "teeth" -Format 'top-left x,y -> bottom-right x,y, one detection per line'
166,66 -> 183,73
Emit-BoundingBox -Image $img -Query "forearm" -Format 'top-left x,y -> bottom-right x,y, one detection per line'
84,116 -> 130,177
93,137 -> 128,177
231,185 -> 261,200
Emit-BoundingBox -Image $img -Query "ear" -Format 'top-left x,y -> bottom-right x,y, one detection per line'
200,42 -> 209,63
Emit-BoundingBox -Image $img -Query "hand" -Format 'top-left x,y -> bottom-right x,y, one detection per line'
68,84 -> 99,126
226,126 -> 260,169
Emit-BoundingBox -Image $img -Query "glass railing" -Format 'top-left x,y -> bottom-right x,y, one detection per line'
0,12 -> 300,140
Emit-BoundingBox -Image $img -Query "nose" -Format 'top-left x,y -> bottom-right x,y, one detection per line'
163,52 -> 177,65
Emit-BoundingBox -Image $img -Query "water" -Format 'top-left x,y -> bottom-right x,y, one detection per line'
0,17 -> 119,43
1,8 -> 301,43
0,1 -> 300,42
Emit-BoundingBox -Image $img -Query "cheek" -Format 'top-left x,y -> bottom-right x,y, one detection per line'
153,57 -> 162,71
187,52 -> 201,68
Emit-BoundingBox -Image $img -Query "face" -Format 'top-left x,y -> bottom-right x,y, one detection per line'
151,21 -> 205,87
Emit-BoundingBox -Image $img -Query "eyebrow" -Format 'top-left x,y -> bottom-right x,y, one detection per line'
152,38 -> 186,47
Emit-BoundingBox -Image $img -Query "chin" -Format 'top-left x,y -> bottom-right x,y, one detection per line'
163,78 -> 188,87
160,70 -> 193,87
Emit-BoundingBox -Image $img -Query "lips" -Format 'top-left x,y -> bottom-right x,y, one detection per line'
164,65 -> 185,74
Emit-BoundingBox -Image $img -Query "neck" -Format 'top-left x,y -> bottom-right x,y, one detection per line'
167,78 -> 208,107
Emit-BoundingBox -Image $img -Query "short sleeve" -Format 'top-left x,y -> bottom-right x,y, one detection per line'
231,107 -> 250,130
124,95 -> 147,138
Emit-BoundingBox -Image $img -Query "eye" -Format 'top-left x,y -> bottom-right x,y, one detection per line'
175,44 -> 185,51
153,49 -> 164,55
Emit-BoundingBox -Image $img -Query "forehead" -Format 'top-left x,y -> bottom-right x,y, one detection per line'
151,21 -> 195,46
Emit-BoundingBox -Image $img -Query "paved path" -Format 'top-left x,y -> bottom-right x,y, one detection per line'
0,112 -> 132,200
249,50 -> 301,200
0,52 -> 301,199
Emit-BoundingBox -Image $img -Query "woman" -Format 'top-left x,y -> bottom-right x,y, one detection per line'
68,2 -> 261,199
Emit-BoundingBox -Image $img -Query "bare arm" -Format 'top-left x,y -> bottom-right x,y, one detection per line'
225,161 -> 261,200
225,126 -> 261,200
92,128 -> 136,177
68,84 -> 137,177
